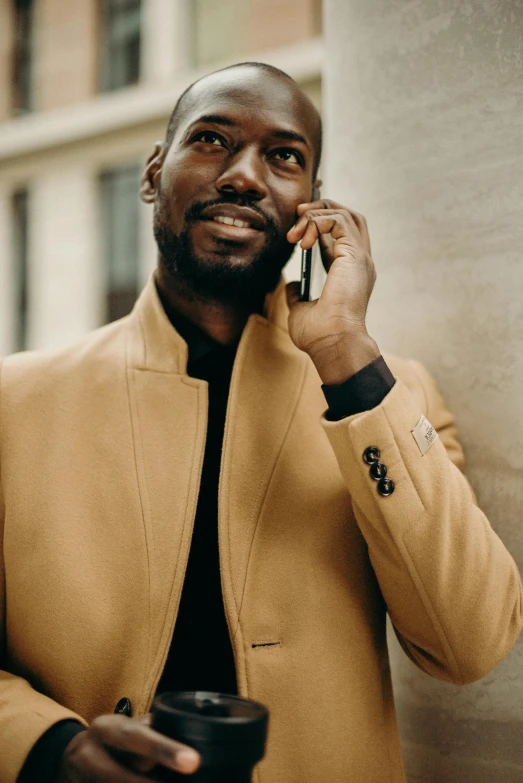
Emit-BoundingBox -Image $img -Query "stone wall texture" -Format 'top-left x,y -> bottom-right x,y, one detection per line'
323,1 -> 523,780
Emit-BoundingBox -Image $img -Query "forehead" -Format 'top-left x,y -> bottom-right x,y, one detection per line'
177,69 -> 318,142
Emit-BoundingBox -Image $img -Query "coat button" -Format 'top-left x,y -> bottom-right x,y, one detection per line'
114,698 -> 132,716
370,462 -> 387,481
363,446 -> 380,465
377,477 -> 395,496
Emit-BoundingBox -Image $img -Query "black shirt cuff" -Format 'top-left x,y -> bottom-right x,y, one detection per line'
17,720 -> 87,783
322,355 -> 396,421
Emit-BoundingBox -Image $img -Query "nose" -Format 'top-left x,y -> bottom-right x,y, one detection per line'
216,147 -> 267,201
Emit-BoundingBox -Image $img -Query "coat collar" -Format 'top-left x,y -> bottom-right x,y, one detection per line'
126,273 -> 292,375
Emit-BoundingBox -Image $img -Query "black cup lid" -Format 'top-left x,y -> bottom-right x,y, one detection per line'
152,692 -> 268,752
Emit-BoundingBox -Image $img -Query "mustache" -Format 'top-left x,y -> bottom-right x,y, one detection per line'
184,196 -> 278,235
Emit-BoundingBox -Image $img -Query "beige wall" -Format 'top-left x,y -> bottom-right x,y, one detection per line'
324,0 -> 523,780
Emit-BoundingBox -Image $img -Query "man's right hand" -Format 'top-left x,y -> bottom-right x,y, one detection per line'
56,714 -> 201,781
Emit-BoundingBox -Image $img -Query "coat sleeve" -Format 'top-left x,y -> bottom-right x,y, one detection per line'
0,359 -> 87,783
321,359 -> 523,685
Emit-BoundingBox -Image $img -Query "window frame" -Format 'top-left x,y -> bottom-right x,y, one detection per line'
99,0 -> 142,93
12,0 -> 34,115
12,188 -> 30,351
99,163 -> 141,324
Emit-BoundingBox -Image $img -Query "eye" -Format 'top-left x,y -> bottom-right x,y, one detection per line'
270,148 -> 304,166
192,131 -> 226,147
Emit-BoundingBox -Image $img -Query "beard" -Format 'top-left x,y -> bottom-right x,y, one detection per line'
153,194 -> 295,307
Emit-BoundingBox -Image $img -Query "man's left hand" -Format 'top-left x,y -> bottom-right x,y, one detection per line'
286,200 -> 381,385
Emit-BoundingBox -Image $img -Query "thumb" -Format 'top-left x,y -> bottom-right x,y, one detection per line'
286,280 -> 302,309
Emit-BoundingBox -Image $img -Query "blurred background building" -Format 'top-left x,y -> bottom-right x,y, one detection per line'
0,0 -> 322,355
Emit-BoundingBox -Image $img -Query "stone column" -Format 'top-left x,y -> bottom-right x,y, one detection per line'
324,1 -> 523,781
141,0 -> 191,84
28,168 -> 101,351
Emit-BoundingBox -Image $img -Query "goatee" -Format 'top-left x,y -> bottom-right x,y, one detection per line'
153,196 -> 295,307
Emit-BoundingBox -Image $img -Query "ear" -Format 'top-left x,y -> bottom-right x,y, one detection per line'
140,142 -> 166,204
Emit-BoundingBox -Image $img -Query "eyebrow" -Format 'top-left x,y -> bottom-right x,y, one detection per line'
189,115 -> 310,149
270,129 -> 310,149
190,114 -> 237,128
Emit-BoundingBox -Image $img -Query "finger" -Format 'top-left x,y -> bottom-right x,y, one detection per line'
288,207 -> 364,247
299,217 -> 321,250
299,214 -> 360,251
350,211 -> 371,254
123,717 -> 157,773
287,208 -> 343,243
90,715 -> 200,775
293,203 -> 370,251
327,208 -> 364,246
69,737 -> 155,783
295,198 -> 347,216
318,232 -> 334,253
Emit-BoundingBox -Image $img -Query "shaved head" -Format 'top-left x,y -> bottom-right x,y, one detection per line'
164,62 -> 322,177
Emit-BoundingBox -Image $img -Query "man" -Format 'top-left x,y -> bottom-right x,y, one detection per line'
1,62 -> 521,783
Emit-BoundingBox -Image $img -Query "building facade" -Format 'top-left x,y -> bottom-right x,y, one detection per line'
0,0 -> 322,355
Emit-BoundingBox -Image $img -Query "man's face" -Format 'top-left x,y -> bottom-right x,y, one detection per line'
149,68 -> 320,304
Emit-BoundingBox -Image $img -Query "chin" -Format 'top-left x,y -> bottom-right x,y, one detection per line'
155,220 -> 290,303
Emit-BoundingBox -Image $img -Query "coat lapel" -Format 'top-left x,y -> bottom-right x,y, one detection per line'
125,281 -> 208,709
124,277 -> 309,703
219,303 -> 309,644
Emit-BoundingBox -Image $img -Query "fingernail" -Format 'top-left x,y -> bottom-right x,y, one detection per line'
177,749 -> 200,773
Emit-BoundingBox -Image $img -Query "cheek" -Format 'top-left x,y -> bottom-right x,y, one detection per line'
159,154 -> 210,217
157,171 -> 193,233
163,150 -> 220,194
270,180 -> 311,232
274,196 -> 304,234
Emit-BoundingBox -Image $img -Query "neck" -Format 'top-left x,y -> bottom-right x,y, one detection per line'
155,265 -> 263,346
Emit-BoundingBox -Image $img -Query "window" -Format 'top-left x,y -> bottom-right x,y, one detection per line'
12,0 -> 34,114
100,0 -> 142,92
100,164 -> 141,323
12,189 -> 29,351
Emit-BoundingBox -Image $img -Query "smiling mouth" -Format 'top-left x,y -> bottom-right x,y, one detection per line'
211,216 -> 257,229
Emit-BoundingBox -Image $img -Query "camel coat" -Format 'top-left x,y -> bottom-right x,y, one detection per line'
0,278 -> 521,783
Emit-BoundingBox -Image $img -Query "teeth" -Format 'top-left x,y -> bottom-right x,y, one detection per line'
213,216 -> 251,228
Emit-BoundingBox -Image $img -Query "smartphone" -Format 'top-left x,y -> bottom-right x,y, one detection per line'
300,186 -> 321,302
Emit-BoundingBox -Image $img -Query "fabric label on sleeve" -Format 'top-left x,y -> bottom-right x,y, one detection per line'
411,414 -> 438,455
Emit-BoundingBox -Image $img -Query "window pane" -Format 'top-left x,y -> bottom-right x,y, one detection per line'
13,0 -> 34,114
100,0 -> 142,92
99,164 -> 141,323
12,189 -> 29,351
